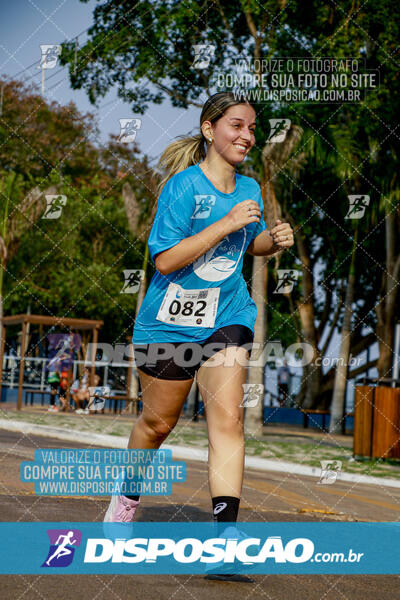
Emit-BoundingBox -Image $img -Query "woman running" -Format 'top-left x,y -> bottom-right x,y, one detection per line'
104,91 -> 294,580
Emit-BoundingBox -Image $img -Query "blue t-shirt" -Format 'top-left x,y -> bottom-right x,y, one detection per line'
132,163 -> 267,344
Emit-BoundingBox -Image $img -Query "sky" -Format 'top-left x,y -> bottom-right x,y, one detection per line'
0,0 -> 201,163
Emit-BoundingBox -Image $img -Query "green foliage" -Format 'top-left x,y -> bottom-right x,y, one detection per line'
0,80 -> 154,343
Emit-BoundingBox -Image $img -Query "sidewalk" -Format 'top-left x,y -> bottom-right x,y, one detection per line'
1,404 -> 400,486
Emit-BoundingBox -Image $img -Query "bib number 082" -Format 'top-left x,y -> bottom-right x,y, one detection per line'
168,300 -> 207,317
156,284 -> 220,328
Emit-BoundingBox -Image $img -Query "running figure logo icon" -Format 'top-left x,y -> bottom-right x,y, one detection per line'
42,529 -> 82,567
39,45 -> 61,69
192,195 -> 216,219
118,118 -> 142,143
121,269 -> 144,293
88,386 -> 111,411
192,45 -> 215,69
345,195 -> 370,220
240,384 -> 264,408
317,460 -> 342,485
274,270 -> 299,294
267,119 -> 291,143
42,195 -> 67,219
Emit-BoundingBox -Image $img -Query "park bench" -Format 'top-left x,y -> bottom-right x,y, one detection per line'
106,395 -> 141,415
25,389 -> 52,406
24,389 -> 141,415
342,411 -> 354,434
300,409 -> 354,433
300,408 -> 330,431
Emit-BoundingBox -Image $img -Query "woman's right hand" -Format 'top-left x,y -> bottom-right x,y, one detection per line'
224,200 -> 262,233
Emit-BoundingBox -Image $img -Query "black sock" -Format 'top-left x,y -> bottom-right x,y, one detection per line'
123,468 -> 140,501
212,496 -> 240,526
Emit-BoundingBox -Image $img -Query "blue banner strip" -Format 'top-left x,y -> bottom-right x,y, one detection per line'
0,522 -> 399,574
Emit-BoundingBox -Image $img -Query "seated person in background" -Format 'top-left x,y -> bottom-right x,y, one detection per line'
47,370 -> 60,412
58,370 -> 71,412
75,372 -> 102,415
73,367 -> 91,414
277,359 -> 291,407
90,374 -> 104,414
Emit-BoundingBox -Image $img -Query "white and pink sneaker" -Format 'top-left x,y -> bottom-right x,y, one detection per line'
104,494 -> 140,523
103,468 -> 140,540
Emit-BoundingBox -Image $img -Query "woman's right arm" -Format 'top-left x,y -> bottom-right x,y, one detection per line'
155,199 -> 261,275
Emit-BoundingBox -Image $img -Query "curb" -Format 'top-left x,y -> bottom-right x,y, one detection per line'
1,418 -> 400,489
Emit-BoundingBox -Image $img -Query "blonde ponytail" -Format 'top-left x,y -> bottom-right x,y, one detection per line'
157,133 -> 207,195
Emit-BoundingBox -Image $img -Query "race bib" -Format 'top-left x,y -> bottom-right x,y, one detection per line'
156,283 -> 220,328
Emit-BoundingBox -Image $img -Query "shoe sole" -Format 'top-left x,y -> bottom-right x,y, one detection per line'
103,494 -> 118,522
204,574 -> 254,583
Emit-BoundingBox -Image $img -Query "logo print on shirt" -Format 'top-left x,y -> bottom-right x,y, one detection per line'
193,231 -> 246,282
213,502 -> 227,515
191,195 -> 216,219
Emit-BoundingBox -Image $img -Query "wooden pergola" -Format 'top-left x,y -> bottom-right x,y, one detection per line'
0,314 -> 103,410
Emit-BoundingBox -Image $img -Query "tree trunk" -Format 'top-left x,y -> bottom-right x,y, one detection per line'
128,240 -> 150,409
295,231 -> 322,408
376,205 -> 400,377
329,231 -> 357,433
122,182 -> 140,232
0,291 -> 3,367
244,166 -> 274,436
245,254 -> 267,437
123,181 -> 148,409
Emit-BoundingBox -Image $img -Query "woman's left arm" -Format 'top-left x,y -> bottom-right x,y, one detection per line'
247,219 -> 294,256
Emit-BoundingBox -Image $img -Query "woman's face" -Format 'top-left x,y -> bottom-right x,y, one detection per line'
205,103 -> 256,165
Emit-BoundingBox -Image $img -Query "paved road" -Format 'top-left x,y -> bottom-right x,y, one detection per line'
0,429 -> 398,599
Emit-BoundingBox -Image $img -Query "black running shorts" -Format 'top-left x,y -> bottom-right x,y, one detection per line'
133,324 -> 254,381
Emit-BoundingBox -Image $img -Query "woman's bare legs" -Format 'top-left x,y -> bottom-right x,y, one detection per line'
128,370 -> 194,449
104,370 -> 194,523
196,346 -> 249,499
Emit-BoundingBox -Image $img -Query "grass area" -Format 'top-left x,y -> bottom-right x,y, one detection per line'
2,408 -> 400,480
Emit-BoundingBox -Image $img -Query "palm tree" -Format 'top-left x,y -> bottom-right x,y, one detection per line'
329,123 -> 378,427
376,190 -> 400,378
245,125 -> 304,436
122,179 -> 157,404
329,226 -> 358,432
